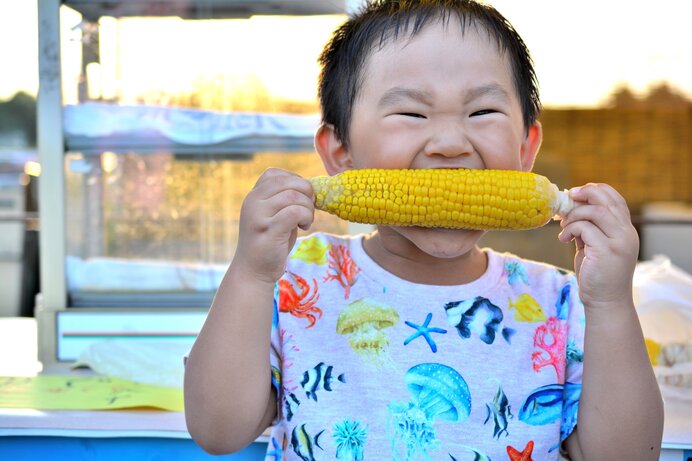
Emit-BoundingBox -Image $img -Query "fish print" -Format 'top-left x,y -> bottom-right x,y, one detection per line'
291,237 -> 329,265
450,447 -> 493,461
284,392 -> 301,422
508,294 -> 546,323
518,383 -> 563,425
555,283 -> 571,320
445,296 -> 516,345
291,424 -> 325,461
301,362 -> 346,401
484,383 -> 513,438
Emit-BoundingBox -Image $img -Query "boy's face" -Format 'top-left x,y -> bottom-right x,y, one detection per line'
317,18 -> 542,259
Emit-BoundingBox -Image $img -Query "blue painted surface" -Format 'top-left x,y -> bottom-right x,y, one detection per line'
0,437 -> 267,460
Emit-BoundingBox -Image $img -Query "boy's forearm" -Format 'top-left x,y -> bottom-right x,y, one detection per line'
184,262 -> 277,454
574,301 -> 664,460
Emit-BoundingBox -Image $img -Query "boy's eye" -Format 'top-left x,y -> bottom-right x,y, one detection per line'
396,112 -> 426,119
470,109 -> 497,117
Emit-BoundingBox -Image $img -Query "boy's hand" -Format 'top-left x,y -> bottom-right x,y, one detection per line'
557,183 -> 639,310
234,168 -> 315,284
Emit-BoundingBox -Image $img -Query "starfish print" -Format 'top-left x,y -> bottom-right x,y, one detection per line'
507,440 -> 534,461
403,312 -> 447,353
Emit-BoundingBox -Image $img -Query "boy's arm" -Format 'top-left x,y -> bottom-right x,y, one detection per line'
184,168 -> 314,454
558,184 -> 664,460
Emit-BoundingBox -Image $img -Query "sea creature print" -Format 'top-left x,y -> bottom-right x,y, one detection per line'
504,261 -> 529,286
279,271 -> 323,328
291,236 -> 329,265
506,440 -> 534,461
291,424 -> 325,461
518,384 -> 564,426
387,363 -> 471,460
403,312 -> 447,353
324,243 -> 361,299
507,294 -> 546,323
555,283 -> 571,320
532,317 -> 568,383
566,339 -> 584,364
265,434 -> 288,461
284,391 -> 301,422
450,447 -> 493,461
518,381 -> 581,446
336,297 -> 399,366
444,297 -> 516,345
332,419 -> 368,460
300,362 -> 346,402
484,382 -> 513,439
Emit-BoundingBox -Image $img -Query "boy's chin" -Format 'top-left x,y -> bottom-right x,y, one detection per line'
391,225 -> 485,259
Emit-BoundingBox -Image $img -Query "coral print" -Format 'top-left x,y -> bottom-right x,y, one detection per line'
532,317 -> 567,383
336,297 -> 399,366
279,271 -> 323,328
291,236 -> 330,265
324,244 -> 361,299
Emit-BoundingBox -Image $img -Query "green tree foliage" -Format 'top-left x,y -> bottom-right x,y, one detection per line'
0,91 -> 37,146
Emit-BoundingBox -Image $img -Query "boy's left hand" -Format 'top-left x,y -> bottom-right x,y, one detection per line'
557,183 -> 639,310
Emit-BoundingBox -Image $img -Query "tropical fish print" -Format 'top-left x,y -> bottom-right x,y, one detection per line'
332,419 -> 367,460
484,383 -> 513,439
404,312 -> 448,353
300,362 -> 346,401
387,363 -> 472,460
324,244 -> 361,299
290,423 -> 325,461
284,391 -> 301,422
504,261 -> 529,286
566,340 -> 584,364
445,297 -> 516,345
518,384 -> 564,426
450,447 -> 493,461
508,293 -> 546,323
555,283 -> 571,320
291,236 -> 329,265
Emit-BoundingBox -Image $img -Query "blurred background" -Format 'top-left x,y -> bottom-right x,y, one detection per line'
0,0 -> 690,322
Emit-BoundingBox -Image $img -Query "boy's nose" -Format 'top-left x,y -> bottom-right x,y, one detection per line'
424,122 -> 474,159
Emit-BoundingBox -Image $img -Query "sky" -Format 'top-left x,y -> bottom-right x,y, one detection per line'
0,0 -> 690,107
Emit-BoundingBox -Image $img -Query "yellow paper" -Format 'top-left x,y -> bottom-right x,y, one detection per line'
0,375 -> 183,411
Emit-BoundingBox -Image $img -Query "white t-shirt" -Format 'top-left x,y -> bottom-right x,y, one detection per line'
268,232 -> 585,460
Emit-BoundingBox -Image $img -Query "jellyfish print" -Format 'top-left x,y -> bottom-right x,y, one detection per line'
336,297 -> 400,366
387,363 -> 472,460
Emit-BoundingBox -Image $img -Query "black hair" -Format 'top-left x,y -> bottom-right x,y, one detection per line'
317,0 -> 541,149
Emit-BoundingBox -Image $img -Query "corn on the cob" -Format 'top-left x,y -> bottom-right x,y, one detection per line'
309,168 -> 573,231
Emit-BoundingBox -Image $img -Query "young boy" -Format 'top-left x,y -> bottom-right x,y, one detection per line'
184,1 -> 664,459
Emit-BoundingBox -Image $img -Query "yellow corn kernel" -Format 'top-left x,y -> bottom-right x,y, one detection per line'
309,168 -> 573,231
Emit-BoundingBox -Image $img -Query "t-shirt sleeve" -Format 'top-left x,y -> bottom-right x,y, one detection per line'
269,281 -> 283,424
561,274 -> 585,442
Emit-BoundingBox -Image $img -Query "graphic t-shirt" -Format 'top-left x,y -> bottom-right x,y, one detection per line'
268,232 -> 585,460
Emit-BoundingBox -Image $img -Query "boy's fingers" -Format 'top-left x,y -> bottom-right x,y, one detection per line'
559,204 -> 622,239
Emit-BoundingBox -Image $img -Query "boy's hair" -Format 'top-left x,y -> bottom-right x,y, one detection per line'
318,0 -> 541,149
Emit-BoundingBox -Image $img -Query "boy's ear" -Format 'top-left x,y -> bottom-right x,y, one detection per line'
519,121 -> 543,172
314,124 -> 353,175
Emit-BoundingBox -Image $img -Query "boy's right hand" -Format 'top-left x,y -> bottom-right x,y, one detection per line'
234,168 -> 315,284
